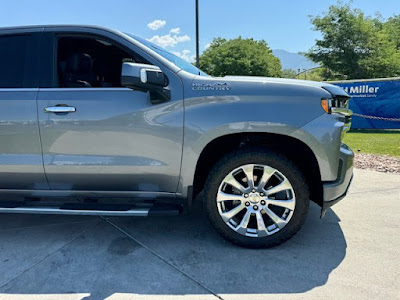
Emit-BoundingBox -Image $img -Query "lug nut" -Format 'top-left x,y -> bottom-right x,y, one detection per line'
244,194 -> 249,198
253,205 -> 259,210
252,189 -> 256,193
245,202 -> 250,206
261,200 -> 266,205
260,193 -> 264,197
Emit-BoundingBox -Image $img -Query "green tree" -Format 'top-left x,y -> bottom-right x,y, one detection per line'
298,68 -> 326,81
306,2 -> 400,79
281,68 -> 327,81
199,37 -> 282,77
281,69 -> 297,79
385,15 -> 400,49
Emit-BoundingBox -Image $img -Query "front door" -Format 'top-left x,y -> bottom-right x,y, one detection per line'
37,33 -> 184,192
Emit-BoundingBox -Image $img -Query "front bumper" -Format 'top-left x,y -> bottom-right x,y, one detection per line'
321,143 -> 354,217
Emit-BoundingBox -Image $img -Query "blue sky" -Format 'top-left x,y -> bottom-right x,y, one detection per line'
1,0 -> 399,61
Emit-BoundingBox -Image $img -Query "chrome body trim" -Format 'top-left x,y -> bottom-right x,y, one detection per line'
44,106 -> 76,113
332,108 -> 353,138
331,107 -> 353,117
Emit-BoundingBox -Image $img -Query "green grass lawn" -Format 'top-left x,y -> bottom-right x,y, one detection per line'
343,130 -> 400,157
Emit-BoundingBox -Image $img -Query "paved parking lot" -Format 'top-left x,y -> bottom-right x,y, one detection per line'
0,169 -> 399,300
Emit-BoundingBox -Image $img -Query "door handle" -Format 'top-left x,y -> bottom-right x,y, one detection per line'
44,106 -> 76,113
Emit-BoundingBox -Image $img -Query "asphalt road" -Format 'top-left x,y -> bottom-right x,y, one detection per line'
0,169 -> 399,300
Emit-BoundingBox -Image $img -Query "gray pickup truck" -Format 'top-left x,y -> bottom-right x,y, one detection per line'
0,25 -> 353,248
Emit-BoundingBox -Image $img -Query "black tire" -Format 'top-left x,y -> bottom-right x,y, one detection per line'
204,148 -> 310,248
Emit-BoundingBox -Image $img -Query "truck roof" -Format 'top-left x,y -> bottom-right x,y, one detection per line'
0,24 -> 117,33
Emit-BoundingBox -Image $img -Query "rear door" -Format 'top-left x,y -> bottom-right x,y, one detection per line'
0,30 -> 48,190
36,30 -> 184,193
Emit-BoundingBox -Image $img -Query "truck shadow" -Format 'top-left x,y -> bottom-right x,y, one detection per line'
109,200 -> 347,295
0,201 -> 346,299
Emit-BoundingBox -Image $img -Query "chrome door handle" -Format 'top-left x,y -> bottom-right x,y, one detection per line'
44,106 -> 76,113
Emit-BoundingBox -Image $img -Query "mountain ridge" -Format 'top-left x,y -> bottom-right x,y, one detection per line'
273,49 -> 319,71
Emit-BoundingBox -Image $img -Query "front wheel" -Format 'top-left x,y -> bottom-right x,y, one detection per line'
204,149 -> 310,248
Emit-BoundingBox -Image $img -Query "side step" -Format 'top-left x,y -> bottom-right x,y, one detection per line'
0,203 -> 182,217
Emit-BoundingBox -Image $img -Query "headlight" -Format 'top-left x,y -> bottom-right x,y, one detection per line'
321,97 -> 352,117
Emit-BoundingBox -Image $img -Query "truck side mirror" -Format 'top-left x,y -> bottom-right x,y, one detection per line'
121,62 -> 165,87
121,62 -> 170,103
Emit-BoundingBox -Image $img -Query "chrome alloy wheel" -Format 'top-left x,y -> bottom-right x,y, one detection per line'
217,164 -> 296,237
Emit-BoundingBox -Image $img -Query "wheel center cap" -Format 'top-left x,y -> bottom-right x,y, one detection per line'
249,193 -> 260,204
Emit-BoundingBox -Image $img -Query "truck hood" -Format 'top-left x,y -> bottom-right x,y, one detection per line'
219,76 -> 349,98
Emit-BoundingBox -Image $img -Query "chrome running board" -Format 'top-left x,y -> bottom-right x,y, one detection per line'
0,207 -> 150,216
0,203 -> 181,217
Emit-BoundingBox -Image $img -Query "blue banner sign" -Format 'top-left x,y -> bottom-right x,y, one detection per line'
332,79 -> 400,129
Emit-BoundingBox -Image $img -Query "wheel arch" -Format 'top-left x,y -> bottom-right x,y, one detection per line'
191,132 -> 323,207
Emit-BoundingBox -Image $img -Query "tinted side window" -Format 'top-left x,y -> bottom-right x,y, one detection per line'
56,35 -> 146,88
0,34 -> 38,88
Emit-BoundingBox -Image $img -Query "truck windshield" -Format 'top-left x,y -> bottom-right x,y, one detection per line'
127,34 -> 208,76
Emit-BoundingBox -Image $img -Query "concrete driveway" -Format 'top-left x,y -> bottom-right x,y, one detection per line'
0,169 -> 399,300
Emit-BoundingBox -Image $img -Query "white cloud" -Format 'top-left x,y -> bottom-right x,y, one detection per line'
147,20 -> 166,30
147,34 -> 191,48
175,35 -> 191,43
170,27 -> 181,34
172,50 -> 194,62
204,43 -> 211,50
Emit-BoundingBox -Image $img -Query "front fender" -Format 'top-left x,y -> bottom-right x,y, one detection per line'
178,92 -> 327,197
